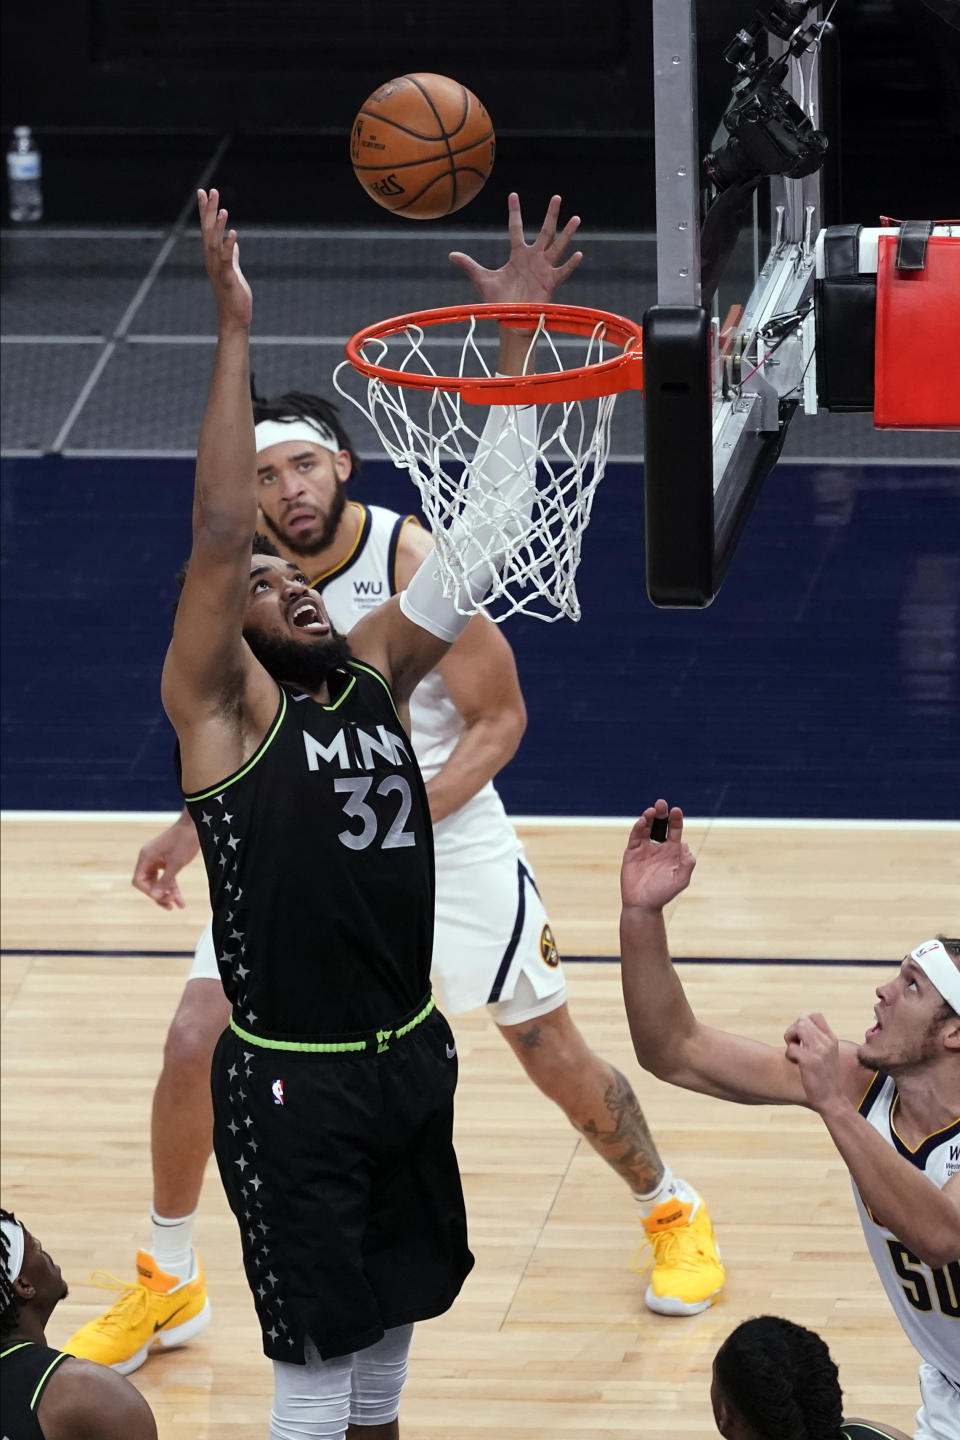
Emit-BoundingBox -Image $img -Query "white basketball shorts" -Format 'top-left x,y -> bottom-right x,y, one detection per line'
914,1363 -> 960,1440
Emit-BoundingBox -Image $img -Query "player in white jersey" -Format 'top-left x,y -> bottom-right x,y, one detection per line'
618,799 -> 960,1440
66,205 -> 724,1376
303,498 -> 563,1018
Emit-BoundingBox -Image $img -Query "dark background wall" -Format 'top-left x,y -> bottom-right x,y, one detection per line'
2,0 -> 959,226
2,1 -> 959,818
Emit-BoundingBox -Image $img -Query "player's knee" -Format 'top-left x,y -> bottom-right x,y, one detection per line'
509,1016 -> 590,1091
270,1344 -> 353,1440
349,1325 -> 412,1428
269,1401 -> 350,1440
163,996 -> 224,1075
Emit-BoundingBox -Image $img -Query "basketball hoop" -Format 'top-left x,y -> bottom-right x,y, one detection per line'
332,301 -> 644,622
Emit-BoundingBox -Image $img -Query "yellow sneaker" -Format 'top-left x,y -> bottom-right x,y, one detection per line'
64,1250 -> 211,1375
633,1194 -> 725,1316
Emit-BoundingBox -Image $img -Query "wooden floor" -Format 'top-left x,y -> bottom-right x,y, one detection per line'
2,815 -> 958,1438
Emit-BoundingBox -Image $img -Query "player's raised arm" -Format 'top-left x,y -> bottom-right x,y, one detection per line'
161,191 -> 282,788
347,192 -> 581,711
448,190 -> 582,373
391,520 -> 527,823
619,800 -> 866,1106
161,192 -> 260,725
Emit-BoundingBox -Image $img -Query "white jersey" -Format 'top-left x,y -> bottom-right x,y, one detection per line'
300,501 -> 563,1018
314,503 -> 517,858
853,1071 -> 960,1384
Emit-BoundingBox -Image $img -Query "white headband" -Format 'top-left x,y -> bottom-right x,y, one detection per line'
910,939 -> 960,1013
254,417 -> 342,457
1,1216 -> 24,1284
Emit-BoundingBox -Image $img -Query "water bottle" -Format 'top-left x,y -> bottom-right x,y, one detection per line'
7,126 -> 43,223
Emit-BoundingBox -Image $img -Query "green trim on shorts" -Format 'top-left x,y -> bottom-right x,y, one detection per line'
229,994 -> 435,1053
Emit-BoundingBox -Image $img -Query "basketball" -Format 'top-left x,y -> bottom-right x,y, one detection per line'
350,73 -> 495,220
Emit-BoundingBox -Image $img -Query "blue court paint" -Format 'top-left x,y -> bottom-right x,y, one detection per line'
2,455 -> 958,817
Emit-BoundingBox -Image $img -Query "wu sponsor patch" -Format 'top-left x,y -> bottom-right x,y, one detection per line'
540,924 -> 560,968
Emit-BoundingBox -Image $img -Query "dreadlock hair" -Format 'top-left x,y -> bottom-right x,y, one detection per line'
1,1207 -> 22,1340
171,532 -> 281,620
714,1315 -> 845,1440
935,935 -> 960,1021
250,383 -> 362,480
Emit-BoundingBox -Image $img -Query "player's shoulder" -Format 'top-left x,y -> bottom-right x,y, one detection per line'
392,511 -> 434,585
841,1421 -> 911,1440
40,1353 -> 156,1435
394,512 -> 431,553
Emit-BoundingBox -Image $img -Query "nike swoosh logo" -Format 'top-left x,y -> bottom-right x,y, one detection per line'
154,1300 -> 192,1332
445,1043 -> 456,1059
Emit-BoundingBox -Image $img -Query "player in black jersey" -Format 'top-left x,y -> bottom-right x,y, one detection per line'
1,1207 -> 156,1439
711,1315 -> 910,1440
161,187 -> 582,1439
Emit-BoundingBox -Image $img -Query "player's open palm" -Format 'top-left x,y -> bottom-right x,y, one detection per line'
449,191 -> 582,306
198,187 -> 252,328
620,800 -> 696,911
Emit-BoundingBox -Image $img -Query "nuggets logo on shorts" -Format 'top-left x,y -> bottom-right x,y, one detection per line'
539,924 -> 560,968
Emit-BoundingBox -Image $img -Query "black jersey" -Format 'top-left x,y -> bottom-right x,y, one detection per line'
0,1340 -> 70,1437
184,660 -> 434,1035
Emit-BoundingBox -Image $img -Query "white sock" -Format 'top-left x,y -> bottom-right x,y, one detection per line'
150,1210 -> 197,1283
632,1168 -> 699,1217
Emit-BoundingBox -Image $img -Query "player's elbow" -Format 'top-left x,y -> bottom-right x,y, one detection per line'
917,1225 -> 960,1271
625,1009 -> 700,1084
499,698 -> 527,760
193,509 -> 253,549
628,1033 -> 687,1086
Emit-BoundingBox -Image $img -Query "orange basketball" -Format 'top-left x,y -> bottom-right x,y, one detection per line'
350,73 -> 495,220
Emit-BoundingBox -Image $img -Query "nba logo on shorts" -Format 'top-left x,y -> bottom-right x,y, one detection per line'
272,1079 -> 284,1106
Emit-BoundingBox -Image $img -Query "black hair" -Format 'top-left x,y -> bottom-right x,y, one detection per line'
171,533 -> 281,619
714,1315 -> 844,1440
1,1207 -> 21,1340
250,383 -> 361,480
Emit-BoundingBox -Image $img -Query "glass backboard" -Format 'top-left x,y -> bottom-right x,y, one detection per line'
644,0 -> 832,606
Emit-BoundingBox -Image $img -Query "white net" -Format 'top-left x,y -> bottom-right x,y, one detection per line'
333,312 -> 627,623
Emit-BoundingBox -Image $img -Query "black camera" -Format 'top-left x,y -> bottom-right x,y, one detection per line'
704,1 -> 829,191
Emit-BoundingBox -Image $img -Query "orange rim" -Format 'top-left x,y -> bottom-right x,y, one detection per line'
344,302 -> 644,404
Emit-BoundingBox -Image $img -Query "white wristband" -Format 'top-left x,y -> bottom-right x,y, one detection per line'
399,557 -> 471,644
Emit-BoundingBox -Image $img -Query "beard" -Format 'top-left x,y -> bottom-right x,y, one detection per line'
858,1015 -> 946,1076
244,624 -> 353,691
259,483 -> 348,559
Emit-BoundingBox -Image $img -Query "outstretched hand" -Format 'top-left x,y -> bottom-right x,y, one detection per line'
449,192 -> 582,306
131,812 -> 201,911
620,800 -> 696,912
198,188 -> 252,328
784,1012 -> 847,1114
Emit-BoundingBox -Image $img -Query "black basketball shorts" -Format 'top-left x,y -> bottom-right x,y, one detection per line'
211,1004 -> 474,1363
